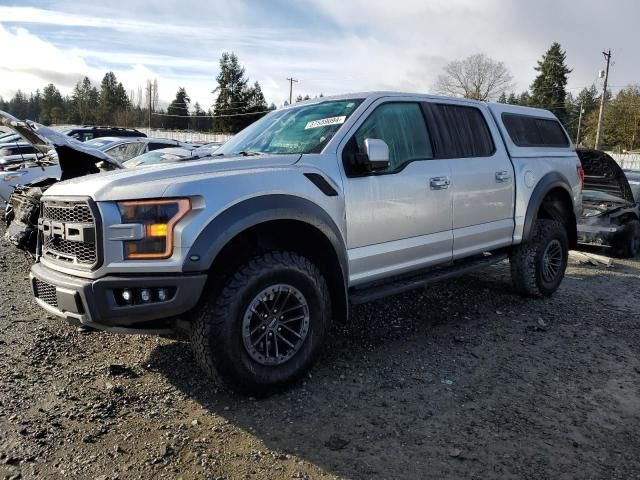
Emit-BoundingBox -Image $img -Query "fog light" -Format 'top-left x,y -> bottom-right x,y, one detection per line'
140,289 -> 152,302
121,289 -> 132,302
157,288 -> 169,302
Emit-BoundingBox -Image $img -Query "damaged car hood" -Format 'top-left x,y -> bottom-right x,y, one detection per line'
577,149 -> 635,204
0,111 -> 123,180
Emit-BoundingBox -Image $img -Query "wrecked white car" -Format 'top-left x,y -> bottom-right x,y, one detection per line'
0,111 -> 123,252
577,149 -> 640,257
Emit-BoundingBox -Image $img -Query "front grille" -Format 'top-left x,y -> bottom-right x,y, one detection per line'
42,203 -> 94,223
34,278 -> 58,308
40,200 -> 99,269
43,237 -> 97,264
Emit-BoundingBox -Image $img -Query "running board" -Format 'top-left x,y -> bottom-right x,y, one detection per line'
349,252 -> 509,305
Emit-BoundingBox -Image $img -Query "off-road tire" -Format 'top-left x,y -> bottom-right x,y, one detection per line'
614,219 -> 640,258
189,251 -> 331,394
510,219 -> 569,297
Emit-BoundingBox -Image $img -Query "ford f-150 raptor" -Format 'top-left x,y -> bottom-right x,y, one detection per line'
13,93 -> 583,393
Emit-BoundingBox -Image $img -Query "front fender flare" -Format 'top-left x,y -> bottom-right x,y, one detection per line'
183,194 -> 347,279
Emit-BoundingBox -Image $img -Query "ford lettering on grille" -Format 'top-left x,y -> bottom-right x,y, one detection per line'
39,201 -> 98,267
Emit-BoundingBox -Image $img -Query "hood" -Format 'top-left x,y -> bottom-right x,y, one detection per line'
0,111 -> 123,180
577,148 -> 635,204
44,153 -> 301,200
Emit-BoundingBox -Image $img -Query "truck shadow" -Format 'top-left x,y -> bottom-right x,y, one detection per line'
147,263 -> 585,479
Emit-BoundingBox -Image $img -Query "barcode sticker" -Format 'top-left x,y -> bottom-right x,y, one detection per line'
304,116 -> 347,130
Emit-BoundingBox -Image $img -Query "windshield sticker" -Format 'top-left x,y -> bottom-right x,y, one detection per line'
304,116 -> 346,130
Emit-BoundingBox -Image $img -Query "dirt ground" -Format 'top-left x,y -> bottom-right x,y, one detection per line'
1,221 -> 639,480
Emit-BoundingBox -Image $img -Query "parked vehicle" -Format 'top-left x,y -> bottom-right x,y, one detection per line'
85,137 -> 192,163
623,170 -> 640,202
0,132 -> 22,144
0,135 -> 189,207
24,93 -> 582,393
0,158 -> 59,205
123,145 -> 220,168
577,149 -> 640,257
0,142 -> 40,166
0,111 -> 123,251
60,126 -> 146,142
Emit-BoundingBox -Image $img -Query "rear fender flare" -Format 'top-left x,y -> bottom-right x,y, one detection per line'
522,172 -> 575,243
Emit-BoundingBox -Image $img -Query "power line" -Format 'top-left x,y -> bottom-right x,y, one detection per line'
152,109 -> 272,119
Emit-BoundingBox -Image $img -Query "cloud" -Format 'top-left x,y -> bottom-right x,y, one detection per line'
0,0 -> 639,110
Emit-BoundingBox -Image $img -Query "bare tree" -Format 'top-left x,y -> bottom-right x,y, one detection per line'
435,54 -> 514,101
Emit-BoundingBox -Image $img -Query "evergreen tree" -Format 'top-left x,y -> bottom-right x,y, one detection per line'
27,90 -> 41,122
40,84 -> 65,125
506,92 -> 518,105
167,87 -> 190,130
7,91 -> 30,119
191,102 -> 210,132
213,52 -> 249,133
71,77 -> 99,125
212,53 -> 268,133
530,42 -> 572,122
245,82 -> 267,112
518,91 -> 531,106
99,72 -> 131,125
497,92 -> 508,104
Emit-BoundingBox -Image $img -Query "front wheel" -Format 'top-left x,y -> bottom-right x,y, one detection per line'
189,251 -> 331,394
510,219 -> 569,297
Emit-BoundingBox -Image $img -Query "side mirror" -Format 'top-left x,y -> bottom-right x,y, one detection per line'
363,138 -> 389,171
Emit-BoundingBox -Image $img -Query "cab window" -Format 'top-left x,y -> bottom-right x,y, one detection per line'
345,102 -> 433,175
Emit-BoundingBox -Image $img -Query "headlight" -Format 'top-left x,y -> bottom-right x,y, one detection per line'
117,198 -> 190,259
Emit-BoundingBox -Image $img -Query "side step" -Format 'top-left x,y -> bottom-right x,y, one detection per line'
349,252 -> 509,305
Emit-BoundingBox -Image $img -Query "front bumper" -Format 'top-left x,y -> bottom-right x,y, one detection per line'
30,262 -> 207,334
577,223 -> 626,247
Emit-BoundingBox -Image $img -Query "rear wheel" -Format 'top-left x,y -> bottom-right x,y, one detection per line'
614,219 -> 640,258
190,251 -> 331,394
510,219 -> 569,297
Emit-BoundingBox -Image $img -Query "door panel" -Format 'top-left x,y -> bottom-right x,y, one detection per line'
423,101 -> 515,259
340,98 -> 454,285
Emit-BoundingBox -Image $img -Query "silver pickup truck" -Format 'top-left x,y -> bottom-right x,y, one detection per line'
22,92 -> 583,393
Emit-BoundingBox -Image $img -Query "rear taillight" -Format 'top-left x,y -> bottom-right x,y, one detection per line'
577,165 -> 585,190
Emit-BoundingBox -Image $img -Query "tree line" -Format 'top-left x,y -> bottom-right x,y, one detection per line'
2,46 -> 638,149
0,52 -> 274,134
437,42 -> 640,152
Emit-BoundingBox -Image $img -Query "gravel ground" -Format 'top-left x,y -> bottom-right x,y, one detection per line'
1,221 -> 639,480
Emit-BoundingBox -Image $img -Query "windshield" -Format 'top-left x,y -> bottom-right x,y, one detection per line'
123,149 -> 191,168
214,99 -> 363,156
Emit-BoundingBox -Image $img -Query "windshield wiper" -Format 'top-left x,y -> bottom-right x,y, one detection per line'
236,151 -> 262,157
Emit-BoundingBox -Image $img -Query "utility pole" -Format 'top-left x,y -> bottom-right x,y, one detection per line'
595,49 -> 612,150
575,100 -> 584,146
286,77 -> 298,105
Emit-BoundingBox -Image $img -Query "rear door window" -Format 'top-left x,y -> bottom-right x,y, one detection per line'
501,113 -> 569,147
424,103 -> 495,158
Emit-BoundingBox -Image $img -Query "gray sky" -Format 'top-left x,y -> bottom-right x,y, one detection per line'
0,0 -> 638,109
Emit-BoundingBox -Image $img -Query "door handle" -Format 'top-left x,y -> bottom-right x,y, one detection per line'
430,176 -> 450,190
495,171 -> 511,183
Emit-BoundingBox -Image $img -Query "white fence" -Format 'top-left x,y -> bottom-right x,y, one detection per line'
608,152 -> 640,171
144,129 -> 232,144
